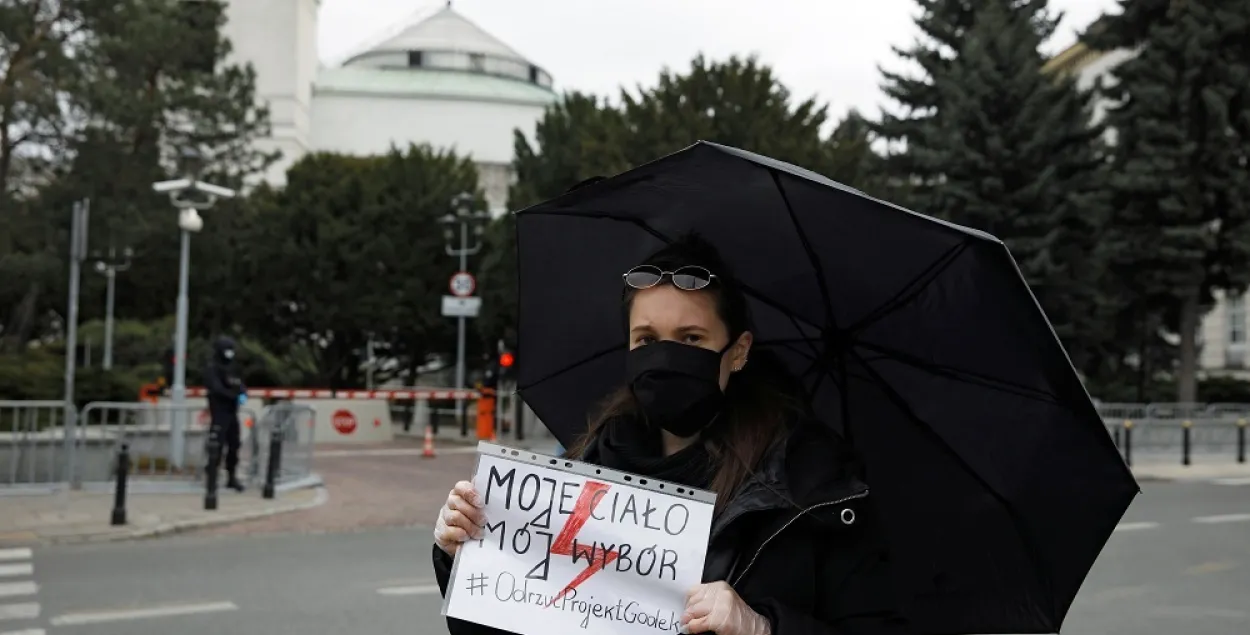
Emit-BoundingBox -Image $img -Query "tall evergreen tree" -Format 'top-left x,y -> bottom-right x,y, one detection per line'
883,0 -> 1113,374
1087,0 -> 1250,402
873,0 -> 1051,208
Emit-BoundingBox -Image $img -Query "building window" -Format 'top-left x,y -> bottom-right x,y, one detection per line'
528,65 -> 539,83
469,53 -> 485,72
1229,294 -> 1246,344
408,51 -> 423,67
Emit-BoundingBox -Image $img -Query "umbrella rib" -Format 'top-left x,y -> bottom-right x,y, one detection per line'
516,343 -> 624,392
854,340 -> 1064,406
846,346 -> 1056,616
767,169 -> 839,330
846,242 -> 968,335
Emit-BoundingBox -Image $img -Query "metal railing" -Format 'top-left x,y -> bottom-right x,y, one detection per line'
1,401 -> 74,487
247,402 -> 317,487
0,400 -> 310,491
1097,402 -> 1249,466
76,402 -> 259,487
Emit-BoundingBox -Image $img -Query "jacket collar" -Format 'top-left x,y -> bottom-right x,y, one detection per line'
709,422 -> 867,542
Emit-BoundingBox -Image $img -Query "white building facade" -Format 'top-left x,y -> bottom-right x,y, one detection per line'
1046,43 -> 1248,378
221,1 -> 557,214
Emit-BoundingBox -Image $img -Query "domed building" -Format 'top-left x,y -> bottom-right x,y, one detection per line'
223,1 -> 557,214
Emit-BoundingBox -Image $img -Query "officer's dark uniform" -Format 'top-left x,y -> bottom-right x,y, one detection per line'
205,336 -> 246,491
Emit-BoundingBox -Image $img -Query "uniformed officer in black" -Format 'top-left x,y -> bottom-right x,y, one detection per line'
205,336 -> 246,491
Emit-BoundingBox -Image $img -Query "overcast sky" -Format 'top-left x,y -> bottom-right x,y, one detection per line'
317,0 -> 1120,121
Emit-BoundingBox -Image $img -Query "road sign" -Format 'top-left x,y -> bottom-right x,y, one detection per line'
331,409 -> 357,435
449,272 -> 476,297
442,295 -> 481,318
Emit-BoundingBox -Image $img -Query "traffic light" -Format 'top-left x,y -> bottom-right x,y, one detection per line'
498,350 -> 516,383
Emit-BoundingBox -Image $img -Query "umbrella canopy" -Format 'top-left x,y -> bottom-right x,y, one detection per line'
514,141 -> 1137,634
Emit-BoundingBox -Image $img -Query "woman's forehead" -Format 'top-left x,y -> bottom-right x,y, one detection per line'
629,285 -> 722,329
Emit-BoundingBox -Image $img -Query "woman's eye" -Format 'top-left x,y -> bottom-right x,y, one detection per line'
683,334 -> 702,344
636,336 -> 655,346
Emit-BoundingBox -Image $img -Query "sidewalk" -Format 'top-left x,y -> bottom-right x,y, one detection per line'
1131,461 -> 1250,482
0,486 -> 326,548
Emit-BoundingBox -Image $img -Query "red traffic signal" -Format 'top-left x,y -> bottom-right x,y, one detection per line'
499,352 -> 515,368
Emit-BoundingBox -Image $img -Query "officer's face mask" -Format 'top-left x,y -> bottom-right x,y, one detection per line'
222,348 -> 235,362
625,340 -> 731,438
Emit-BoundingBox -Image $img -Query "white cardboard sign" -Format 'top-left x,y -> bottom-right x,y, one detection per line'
443,442 -> 717,635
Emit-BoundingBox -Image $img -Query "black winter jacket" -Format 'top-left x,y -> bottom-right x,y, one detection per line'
434,423 -> 909,635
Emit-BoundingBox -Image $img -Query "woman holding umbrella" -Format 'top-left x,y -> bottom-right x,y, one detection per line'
432,234 -> 910,635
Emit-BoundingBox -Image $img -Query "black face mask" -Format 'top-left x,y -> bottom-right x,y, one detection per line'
626,340 -> 728,438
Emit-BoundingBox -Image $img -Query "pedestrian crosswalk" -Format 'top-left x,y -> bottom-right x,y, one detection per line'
0,548 -> 42,635
1212,476 -> 1250,486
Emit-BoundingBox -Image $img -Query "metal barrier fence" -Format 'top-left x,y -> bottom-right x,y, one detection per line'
1097,402 -> 1249,466
0,399 -> 317,491
1,401 -> 74,487
246,402 -> 317,487
76,402 -> 259,487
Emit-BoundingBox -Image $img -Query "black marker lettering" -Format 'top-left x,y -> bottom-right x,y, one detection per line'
664,504 -> 690,535
485,466 -> 516,508
517,473 -> 541,511
659,549 -> 679,581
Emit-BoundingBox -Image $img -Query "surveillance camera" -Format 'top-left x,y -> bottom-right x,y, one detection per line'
178,209 -> 204,233
153,178 -> 193,194
192,181 -> 236,199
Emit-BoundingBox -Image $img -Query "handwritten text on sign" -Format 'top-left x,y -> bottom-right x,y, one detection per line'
443,445 -> 715,635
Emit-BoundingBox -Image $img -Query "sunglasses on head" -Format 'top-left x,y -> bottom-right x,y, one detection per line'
622,265 -> 717,291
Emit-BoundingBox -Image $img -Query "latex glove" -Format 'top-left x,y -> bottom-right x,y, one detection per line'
237,393 -> 248,406
682,581 -> 771,635
434,480 -> 487,556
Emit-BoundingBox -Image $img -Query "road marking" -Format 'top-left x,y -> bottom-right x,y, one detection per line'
1149,605 -> 1248,620
0,603 -> 40,620
0,584 -> 36,600
1192,513 -> 1250,524
1185,561 -> 1237,575
0,566 -> 31,579
50,601 -> 238,626
0,629 -> 46,635
377,584 -> 441,596
1113,521 -> 1159,532
1213,477 -> 1250,486
0,552 -> 29,563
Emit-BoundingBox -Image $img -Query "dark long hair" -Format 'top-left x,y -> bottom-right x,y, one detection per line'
566,234 -> 809,510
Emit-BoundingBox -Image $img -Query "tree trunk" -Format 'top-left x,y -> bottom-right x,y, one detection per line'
1176,289 -> 1201,403
0,283 -> 42,353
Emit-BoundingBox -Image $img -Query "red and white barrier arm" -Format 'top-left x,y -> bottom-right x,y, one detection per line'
185,387 -> 481,400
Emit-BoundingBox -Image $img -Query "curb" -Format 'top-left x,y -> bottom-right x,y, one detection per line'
46,486 -> 330,546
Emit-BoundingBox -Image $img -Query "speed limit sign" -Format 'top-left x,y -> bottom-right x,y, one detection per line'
449,272 -> 476,297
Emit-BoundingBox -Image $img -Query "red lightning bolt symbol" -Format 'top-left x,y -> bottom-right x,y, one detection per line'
546,481 -> 617,606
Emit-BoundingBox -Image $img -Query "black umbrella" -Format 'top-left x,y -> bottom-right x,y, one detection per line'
514,141 -> 1137,634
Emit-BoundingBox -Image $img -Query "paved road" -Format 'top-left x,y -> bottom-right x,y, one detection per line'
3,480 -> 1246,635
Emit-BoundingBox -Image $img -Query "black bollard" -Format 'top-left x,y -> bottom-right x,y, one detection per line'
1182,420 -> 1192,466
262,423 -> 284,500
111,443 -> 130,526
204,428 -> 221,511
1238,419 -> 1246,465
1123,421 -> 1133,467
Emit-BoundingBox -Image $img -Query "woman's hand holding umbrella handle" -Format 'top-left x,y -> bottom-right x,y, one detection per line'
681,581 -> 771,635
434,480 -> 487,556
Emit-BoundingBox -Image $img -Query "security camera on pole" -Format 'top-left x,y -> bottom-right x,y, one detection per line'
152,148 -> 236,469
441,192 -> 489,436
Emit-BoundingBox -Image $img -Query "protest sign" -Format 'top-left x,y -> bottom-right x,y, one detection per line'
442,442 -> 716,635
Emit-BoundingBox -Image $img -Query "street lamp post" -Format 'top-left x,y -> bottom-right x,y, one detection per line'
92,245 -> 134,371
442,192 -> 489,435
152,149 -> 236,468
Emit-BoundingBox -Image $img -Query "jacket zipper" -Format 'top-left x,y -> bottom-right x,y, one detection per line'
730,488 -> 869,588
